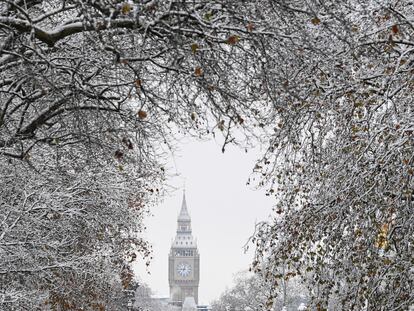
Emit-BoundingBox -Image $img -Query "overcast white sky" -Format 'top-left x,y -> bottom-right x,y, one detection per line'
133,137 -> 274,305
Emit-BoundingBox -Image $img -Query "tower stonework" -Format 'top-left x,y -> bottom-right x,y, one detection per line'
169,193 -> 200,306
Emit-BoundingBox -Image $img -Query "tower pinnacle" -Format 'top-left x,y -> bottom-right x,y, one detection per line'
178,191 -> 191,221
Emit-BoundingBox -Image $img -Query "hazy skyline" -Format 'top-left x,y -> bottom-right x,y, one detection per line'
133,138 -> 274,304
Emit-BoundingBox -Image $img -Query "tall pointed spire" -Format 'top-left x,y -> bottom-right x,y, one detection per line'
178,190 -> 191,221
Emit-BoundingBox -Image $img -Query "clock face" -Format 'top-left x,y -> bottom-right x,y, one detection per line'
176,263 -> 192,277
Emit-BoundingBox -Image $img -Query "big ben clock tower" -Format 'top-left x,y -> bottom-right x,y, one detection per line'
169,192 -> 200,306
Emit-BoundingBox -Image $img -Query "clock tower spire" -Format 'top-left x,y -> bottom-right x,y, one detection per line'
169,191 -> 200,307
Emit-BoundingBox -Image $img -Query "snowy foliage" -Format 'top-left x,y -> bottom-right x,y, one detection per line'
250,1 -> 414,310
211,271 -> 308,311
0,0 -> 270,309
0,0 -> 271,160
0,154 -> 155,309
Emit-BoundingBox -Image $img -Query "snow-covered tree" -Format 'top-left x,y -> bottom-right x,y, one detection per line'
250,1 -> 414,310
0,0 -> 271,161
211,272 -> 270,311
0,153 -> 156,309
0,0 -> 270,309
211,271 -> 308,311
133,282 -> 177,311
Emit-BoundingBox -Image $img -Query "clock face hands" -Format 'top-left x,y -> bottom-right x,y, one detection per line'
177,263 -> 192,277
